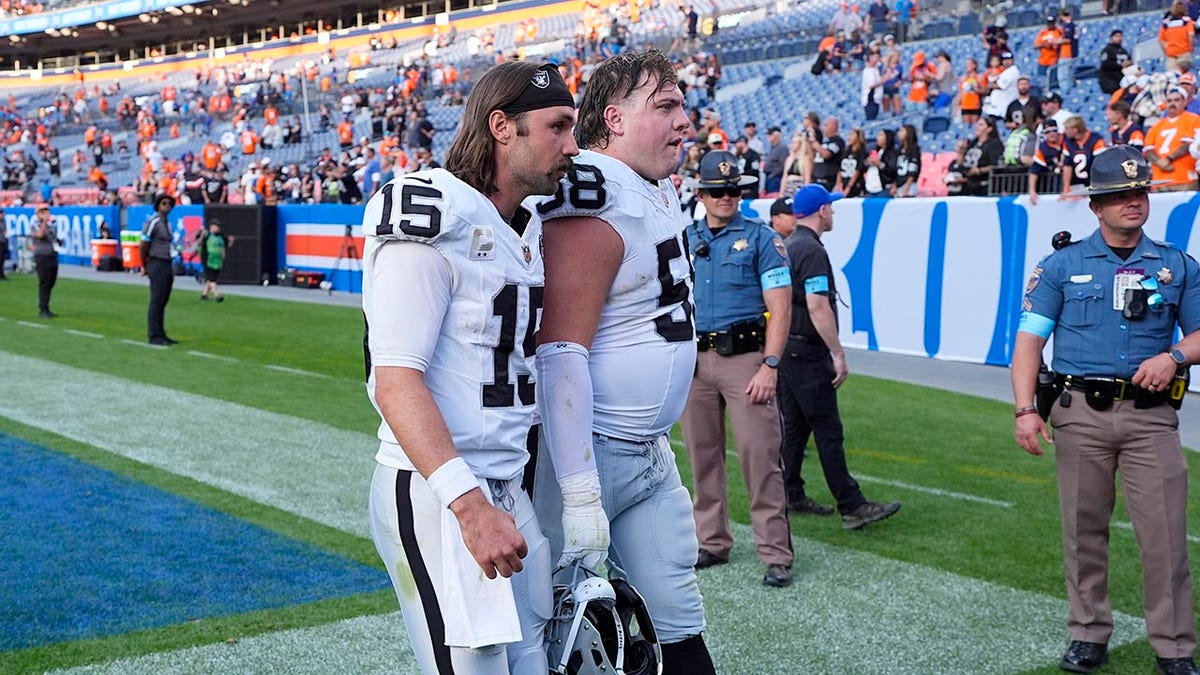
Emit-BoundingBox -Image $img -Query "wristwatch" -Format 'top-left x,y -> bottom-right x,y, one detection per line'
762,355 -> 780,369
1169,348 -> 1188,366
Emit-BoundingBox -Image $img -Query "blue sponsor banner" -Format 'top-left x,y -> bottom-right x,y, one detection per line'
3,0 -> 212,36
4,206 -> 119,266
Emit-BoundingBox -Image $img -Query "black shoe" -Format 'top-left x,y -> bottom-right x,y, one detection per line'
762,564 -> 792,587
200,294 -> 209,300
842,500 -> 902,530
1157,657 -> 1200,675
1061,641 -> 1108,673
163,337 -> 179,345
216,296 -> 224,303
695,549 -> 728,569
789,496 -> 835,516
39,310 -> 57,319
148,337 -> 171,346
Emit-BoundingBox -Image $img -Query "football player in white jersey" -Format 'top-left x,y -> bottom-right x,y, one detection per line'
534,49 -> 718,674
362,61 -> 579,675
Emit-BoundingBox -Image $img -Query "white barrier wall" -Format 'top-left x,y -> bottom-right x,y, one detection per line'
741,194 -> 1200,369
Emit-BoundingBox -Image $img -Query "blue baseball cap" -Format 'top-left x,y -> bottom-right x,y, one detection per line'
792,184 -> 843,217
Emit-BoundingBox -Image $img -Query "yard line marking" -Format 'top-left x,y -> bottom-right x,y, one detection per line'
264,364 -> 330,379
857,474 -> 1014,508
1113,520 -> 1200,545
16,321 -> 48,329
63,329 -> 104,339
121,339 -> 166,350
187,350 -> 238,363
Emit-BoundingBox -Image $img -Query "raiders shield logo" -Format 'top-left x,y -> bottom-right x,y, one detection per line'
1120,159 -> 1139,179
531,71 -> 550,89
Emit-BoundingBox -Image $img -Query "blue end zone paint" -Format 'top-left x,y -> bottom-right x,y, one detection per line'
844,198 -> 887,351
923,203 -> 948,358
0,433 -> 390,651
988,197 -> 1025,366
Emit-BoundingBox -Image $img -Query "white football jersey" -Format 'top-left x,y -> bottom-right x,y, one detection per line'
537,149 -> 696,441
362,169 -> 544,482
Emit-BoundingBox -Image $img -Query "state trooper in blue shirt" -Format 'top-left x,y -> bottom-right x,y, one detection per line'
679,150 -> 795,588
1012,144 -> 1200,675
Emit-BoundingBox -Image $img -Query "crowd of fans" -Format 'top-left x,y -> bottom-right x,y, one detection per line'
8,0 -> 1200,210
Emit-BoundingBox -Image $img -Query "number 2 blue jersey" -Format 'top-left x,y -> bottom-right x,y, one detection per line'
361,170 -> 544,481
537,150 -> 697,442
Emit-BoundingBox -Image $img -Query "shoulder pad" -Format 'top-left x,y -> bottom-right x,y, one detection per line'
536,157 -> 614,220
363,171 -> 453,243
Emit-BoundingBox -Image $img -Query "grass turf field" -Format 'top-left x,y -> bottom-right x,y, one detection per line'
0,274 -> 1197,674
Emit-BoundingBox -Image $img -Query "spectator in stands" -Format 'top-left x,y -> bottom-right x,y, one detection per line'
836,128 -> 868,197
983,23 -> 1009,64
945,138 -> 971,196
1041,93 -> 1074,133
1056,8 -> 1078,94
763,126 -> 788,195
1134,65 -> 1183,128
955,57 -> 983,125
1004,105 -> 1041,169
866,0 -> 890,35
43,146 -> 60,178
963,117 -> 1004,195
907,51 -> 936,108
830,2 -> 858,35
893,0 -> 914,43
1146,87 -> 1200,191
813,117 -> 845,192
1034,15 -> 1063,93
1060,116 -> 1108,198
203,167 -> 227,204
1098,30 -> 1131,95
1109,100 -> 1146,147
1160,2 -> 1195,72
1028,118 -> 1065,205
88,164 -> 108,192
862,50 -> 883,120
893,124 -> 921,197
744,122 -> 765,156
782,133 -> 809,196
1181,73 -> 1200,115
732,136 -> 762,198
930,51 -> 955,111
864,128 -> 897,196
881,51 -> 904,115
983,51 -> 1019,123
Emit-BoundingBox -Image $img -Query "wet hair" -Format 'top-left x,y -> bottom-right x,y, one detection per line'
575,49 -> 678,149
443,60 -> 540,195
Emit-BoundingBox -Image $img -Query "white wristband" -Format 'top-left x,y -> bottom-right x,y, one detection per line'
426,457 -> 479,509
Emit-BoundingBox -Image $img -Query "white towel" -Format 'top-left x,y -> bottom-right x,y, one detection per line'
439,489 -> 523,648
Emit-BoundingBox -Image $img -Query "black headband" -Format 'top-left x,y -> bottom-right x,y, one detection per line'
500,64 -> 575,116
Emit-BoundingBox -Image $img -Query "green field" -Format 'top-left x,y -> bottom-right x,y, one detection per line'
1,274 -> 1197,674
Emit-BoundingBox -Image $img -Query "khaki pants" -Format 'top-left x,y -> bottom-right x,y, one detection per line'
680,350 -> 792,567
1051,397 -> 1196,658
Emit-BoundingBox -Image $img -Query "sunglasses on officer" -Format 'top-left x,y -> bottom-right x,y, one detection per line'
701,187 -> 742,199
1094,187 -> 1149,205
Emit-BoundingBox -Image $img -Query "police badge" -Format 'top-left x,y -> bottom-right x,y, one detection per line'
1157,267 -> 1174,285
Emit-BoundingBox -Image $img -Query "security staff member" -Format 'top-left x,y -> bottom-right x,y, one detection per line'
0,208 -> 9,280
1013,145 -> 1200,675
140,193 -> 178,346
31,205 -> 59,318
778,184 -> 901,530
681,150 -> 794,588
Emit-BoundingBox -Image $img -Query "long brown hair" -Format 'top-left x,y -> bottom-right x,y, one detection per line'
443,60 -> 539,195
575,49 -> 677,150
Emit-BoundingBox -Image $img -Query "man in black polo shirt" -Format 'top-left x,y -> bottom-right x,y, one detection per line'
139,193 -> 178,346
812,116 -> 845,192
778,184 -> 901,529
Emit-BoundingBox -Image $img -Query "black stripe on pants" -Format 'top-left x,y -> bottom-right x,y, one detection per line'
394,470 -> 455,675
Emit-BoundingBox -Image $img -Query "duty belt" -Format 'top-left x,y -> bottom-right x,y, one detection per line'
1055,374 -> 1178,410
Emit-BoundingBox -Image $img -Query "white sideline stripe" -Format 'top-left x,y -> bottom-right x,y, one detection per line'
16,321 -> 48,329
63,329 -> 104,339
0,351 -> 376,538
121,339 -> 166,349
264,364 -> 330,379
857,474 -> 1015,508
187,350 -> 238,363
53,523 -> 1147,675
1113,520 -> 1200,545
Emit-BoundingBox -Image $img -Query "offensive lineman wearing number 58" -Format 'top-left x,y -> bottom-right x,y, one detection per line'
360,61 -> 579,674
